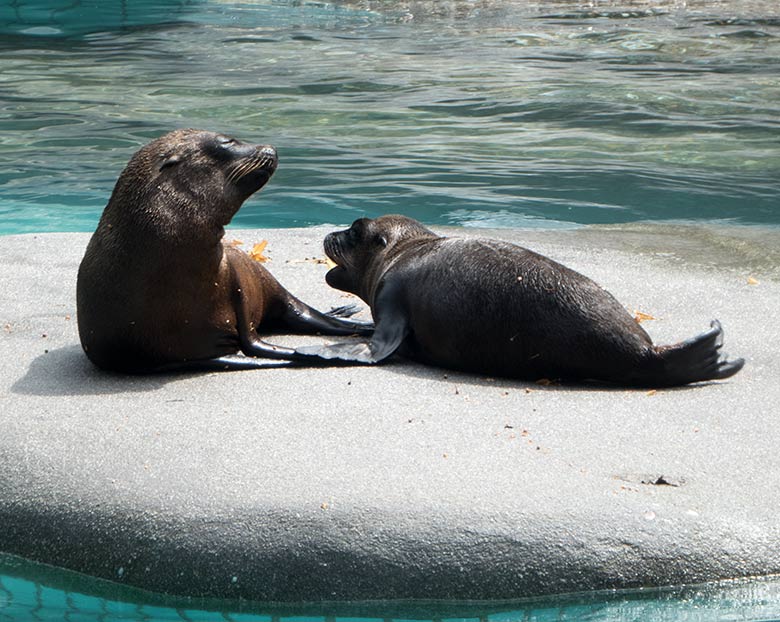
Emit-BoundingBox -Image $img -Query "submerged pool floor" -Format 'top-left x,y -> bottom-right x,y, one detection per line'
2,553 -> 780,622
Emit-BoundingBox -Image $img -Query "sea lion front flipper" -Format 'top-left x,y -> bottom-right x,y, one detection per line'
324,303 -> 361,318
295,340 -> 377,363
295,301 -> 409,364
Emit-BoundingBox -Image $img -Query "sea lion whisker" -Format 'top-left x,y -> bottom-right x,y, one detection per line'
243,154 -> 268,173
233,157 -> 262,182
236,162 -> 252,181
225,165 -> 240,184
228,159 -> 255,183
227,161 -> 249,183
231,155 -> 275,183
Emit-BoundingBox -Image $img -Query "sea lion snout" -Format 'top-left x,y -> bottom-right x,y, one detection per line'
249,144 -> 278,172
323,230 -> 352,291
250,143 -> 278,176
260,146 -> 278,174
323,231 -> 344,263
258,145 -> 277,160
224,142 -> 278,195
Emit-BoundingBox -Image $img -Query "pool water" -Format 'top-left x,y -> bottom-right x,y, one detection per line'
0,0 -> 778,235
2,1 -> 780,620
2,554 -> 780,622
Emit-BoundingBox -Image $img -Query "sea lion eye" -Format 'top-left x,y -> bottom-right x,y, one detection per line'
159,154 -> 182,171
217,136 -> 238,147
372,234 -> 387,247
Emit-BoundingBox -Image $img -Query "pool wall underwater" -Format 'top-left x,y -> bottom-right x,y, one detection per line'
2,553 -> 780,621
0,0 -> 200,37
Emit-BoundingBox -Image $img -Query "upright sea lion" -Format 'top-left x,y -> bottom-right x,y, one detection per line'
297,215 -> 745,386
77,129 -> 371,373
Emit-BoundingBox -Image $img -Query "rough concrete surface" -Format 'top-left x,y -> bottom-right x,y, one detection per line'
0,224 -> 779,603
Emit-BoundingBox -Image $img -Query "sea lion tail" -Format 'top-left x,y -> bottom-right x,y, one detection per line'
653,319 -> 745,386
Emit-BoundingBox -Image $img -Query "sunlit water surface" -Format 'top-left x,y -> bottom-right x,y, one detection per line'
0,0 -> 778,234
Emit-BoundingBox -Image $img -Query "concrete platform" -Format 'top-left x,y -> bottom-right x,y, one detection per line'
1,224 -> 779,603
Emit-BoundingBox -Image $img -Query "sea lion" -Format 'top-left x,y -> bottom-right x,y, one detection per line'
77,128 -> 371,373
296,215 -> 745,386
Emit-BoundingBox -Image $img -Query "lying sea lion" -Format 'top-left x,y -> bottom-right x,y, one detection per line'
297,215 -> 745,386
77,129 -> 371,373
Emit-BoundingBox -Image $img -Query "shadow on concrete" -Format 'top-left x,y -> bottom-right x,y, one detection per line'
383,354 -> 711,393
13,342 -> 710,397
11,345 -> 292,397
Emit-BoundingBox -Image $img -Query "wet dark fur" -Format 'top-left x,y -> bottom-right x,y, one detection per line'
77,129 -> 370,373
307,215 -> 744,386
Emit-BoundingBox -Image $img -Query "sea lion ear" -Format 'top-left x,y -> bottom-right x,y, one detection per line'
158,154 -> 182,171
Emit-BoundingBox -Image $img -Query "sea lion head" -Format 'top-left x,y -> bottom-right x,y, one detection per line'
104,129 -> 278,240
323,214 -> 437,301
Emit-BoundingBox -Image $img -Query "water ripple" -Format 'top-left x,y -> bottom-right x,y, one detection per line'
1,0 -> 779,234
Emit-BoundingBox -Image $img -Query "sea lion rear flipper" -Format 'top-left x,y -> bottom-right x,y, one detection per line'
280,295 -> 374,336
651,319 -> 745,386
227,270 -> 312,361
231,289 -> 297,360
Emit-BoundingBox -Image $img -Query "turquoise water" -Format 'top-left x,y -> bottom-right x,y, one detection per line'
2,2 -> 780,620
2,554 -> 780,622
1,0 -> 779,234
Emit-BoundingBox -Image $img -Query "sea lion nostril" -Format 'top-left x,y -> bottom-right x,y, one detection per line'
260,146 -> 276,157
257,146 -> 278,171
